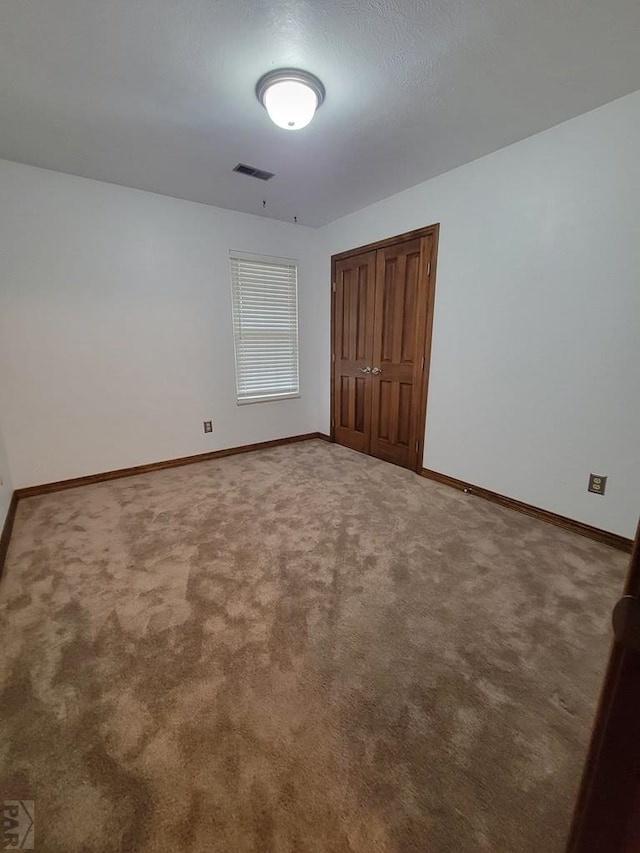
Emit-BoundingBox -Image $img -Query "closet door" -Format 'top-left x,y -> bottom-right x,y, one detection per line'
369,236 -> 432,470
333,251 -> 377,453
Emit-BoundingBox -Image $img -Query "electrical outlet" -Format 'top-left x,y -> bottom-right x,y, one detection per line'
203,421 -> 213,434
588,473 -> 607,496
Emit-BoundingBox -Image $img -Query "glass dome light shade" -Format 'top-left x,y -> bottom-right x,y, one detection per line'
263,79 -> 318,130
256,69 -> 325,131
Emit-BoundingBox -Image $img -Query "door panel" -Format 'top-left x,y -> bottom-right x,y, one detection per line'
370,236 -> 431,469
377,380 -> 392,441
354,377 -> 366,432
397,383 -> 412,446
333,251 -> 376,453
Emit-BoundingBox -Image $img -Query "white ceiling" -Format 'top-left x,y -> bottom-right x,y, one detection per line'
1,0 -> 639,227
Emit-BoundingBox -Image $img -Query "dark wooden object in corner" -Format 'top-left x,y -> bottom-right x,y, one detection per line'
566,521 -> 640,852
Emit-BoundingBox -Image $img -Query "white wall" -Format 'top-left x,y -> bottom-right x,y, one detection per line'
319,91 -> 640,538
0,420 -> 14,529
0,160 -> 323,488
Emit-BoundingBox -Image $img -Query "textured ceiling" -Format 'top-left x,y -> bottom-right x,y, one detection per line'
1,0 -> 639,226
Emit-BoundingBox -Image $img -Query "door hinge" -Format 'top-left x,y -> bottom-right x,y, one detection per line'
332,281 -> 336,293
331,417 -> 335,428
332,353 -> 336,363
426,260 -> 431,277
415,441 -> 420,453
421,356 -> 425,371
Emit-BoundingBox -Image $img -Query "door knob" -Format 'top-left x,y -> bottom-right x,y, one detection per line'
371,367 -> 383,375
359,366 -> 371,373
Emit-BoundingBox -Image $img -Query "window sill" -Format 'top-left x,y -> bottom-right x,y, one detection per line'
237,393 -> 301,406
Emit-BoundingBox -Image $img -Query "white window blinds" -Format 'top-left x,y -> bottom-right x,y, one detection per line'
229,252 -> 300,404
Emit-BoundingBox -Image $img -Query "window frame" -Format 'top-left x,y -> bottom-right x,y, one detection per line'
229,250 -> 301,406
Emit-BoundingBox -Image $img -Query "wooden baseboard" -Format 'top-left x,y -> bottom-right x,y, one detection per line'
420,468 -> 633,553
16,433 -> 329,499
0,493 -> 19,579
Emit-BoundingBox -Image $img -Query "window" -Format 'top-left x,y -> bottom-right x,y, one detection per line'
229,251 -> 300,404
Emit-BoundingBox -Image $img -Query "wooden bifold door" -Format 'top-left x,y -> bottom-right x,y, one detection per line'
331,226 -> 438,472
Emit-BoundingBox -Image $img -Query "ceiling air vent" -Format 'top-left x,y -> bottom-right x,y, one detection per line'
233,163 -> 275,181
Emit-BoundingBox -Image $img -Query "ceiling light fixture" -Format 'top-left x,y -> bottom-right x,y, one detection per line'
256,69 -> 325,131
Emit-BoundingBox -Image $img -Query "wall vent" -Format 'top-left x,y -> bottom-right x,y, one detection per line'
233,163 -> 275,181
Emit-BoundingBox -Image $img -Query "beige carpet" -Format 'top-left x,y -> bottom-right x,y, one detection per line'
0,439 -> 628,852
